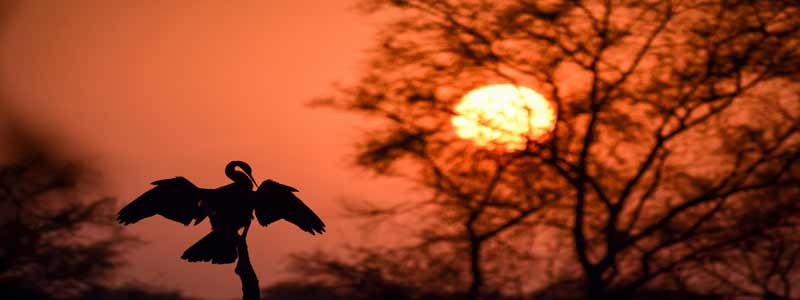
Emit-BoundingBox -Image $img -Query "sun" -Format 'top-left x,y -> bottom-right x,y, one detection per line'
451,84 -> 556,151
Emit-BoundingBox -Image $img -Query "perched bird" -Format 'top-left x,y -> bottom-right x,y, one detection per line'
117,161 -> 325,264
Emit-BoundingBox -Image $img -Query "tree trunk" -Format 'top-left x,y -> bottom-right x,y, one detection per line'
585,271 -> 607,300
235,233 -> 260,300
467,241 -> 483,300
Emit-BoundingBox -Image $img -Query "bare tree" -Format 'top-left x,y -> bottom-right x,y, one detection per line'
333,118 -> 566,300
689,180 -> 800,300
320,0 -> 800,299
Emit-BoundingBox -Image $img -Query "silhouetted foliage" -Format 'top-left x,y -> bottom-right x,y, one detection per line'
81,282 -> 195,300
263,281 -> 345,300
264,248 -> 477,300
311,0 -> 800,300
0,117 -> 134,300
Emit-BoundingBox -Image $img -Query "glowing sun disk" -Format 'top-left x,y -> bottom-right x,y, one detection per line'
451,84 -> 556,151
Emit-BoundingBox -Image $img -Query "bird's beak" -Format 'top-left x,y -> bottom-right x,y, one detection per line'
247,171 -> 258,188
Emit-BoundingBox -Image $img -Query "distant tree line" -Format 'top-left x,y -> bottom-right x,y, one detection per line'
0,114 -> 193,300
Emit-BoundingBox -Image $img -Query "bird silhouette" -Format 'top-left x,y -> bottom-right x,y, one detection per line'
116,161 -> 325,264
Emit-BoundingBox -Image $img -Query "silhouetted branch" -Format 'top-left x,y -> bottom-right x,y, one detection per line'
236,224 -> 259,300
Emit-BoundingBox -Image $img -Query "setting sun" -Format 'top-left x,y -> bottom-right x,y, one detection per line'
452,84 -> 556,151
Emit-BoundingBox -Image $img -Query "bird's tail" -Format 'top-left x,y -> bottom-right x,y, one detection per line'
181,230 -> 238,264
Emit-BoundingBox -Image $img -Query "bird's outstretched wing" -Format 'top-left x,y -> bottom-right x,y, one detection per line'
117,177 -> 207,226
253,180 -> 325,235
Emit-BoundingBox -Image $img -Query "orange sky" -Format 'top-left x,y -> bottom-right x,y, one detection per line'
0,1 -> 411,299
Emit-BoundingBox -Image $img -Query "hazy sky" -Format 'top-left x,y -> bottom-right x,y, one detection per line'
0,1 -> 410,299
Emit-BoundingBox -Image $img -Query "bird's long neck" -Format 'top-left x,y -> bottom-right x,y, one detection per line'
225,162 -> 255,191
225,163 -> 239,181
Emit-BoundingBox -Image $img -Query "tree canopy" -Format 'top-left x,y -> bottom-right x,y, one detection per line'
298,1 -> 800,300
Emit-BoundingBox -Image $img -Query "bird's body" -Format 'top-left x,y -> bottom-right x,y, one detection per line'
205,180 -> 255,230
117,161 -> 325,264
180,179 -> 255,264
